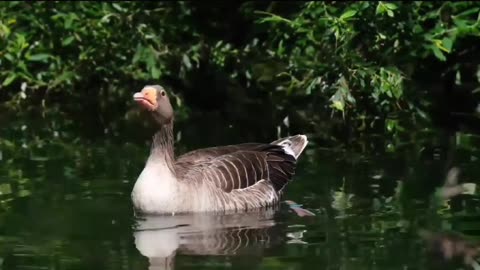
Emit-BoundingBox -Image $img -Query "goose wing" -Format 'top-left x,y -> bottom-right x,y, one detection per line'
184,144 -> 296,193
176,143 -> 269,165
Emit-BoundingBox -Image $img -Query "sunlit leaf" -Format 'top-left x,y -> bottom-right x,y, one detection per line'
375,3 -> 384,15
62,36 -> 75,46
340,10 -> 357,20
4,53 -> 14,62
431,46 -> 446,61
0,184 -> 12,195
385,3 -> 398,10
28,54 -> 50,62
112,3 -> 123,12
182,54 -> 192,70
151,66 -> 161,79
442,37 -> 453,52
2,73 -> 17,86
332,100 -> 345,112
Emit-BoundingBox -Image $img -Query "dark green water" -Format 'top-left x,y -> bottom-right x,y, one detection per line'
1,111 -> 480,270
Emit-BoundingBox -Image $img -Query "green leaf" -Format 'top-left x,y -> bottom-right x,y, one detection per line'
4,53 -> 14,62
62,36 -> 75,46
255,11 -> 292,25
385,3 -> 398,10
277,39 -> 284,56
151,65 -> 161,79
132,44 -> 143,63
65,16 -> 74,29
453,18 -> 468,29
2,73 -> 17,86
332,100 -> 345,112
182,54 -> 192,70
0,183 -> 12,195
305,77 -> 319,95
387,9 -> 394,17
456,7 -> 480,18
413,25 -> 423,34
442,37 -> 453,52
112,3 -> 123,12
340,10 -> 357,20
433,39 -> 450,53
375,3 -> 384,15
28,53 -> 50,62
431,46 -> 446,61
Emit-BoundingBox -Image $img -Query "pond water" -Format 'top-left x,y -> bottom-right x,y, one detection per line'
1,110 -> 480,270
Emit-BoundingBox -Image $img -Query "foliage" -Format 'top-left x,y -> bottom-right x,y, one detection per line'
0,2 -> 225,121
0,2 -> 479,139
253,1 -> 480,124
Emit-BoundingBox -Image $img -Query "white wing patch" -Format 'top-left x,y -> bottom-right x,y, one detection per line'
276,139 -> 296,159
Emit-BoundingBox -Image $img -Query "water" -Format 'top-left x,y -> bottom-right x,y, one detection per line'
1,111 -> 480,270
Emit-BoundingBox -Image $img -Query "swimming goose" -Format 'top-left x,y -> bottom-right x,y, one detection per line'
131,85 -> 309,215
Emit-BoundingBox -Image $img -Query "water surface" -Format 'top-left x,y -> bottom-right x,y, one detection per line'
1,112 -> 480,270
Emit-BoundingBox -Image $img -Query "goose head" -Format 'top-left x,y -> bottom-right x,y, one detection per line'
133,85 -> 174,125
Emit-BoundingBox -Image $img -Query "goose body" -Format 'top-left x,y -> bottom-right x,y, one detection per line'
131,85 -> 309,215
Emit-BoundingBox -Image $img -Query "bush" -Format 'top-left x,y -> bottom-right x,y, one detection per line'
1,2 -> 479,140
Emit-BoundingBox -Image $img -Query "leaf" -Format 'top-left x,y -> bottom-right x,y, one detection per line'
456,7 -> 480,18
442,37 -> 453,52
112,3 -> 123,12
65,16 -> 74,29
346,92 -> 356,104
433,39 -> 450,53
453,18 -> 468,29
413,24 -> 423,34
28,53 -> 50,62
431,46 -> 446,61
332,100 -> 345,112
0,183 -> 12,195
151,65 -> 161,79
387,9 -> 394,17
182,54 -> 192,70
385,3 -> 398,10
2,73 -> 17,86
340,10 -> 357,20
0,23 -> 11,37
15,33 -> 26,47
375,3 -> 384,15
62,36 -> 75,46
305,77 -> 319,95
255,11 -> 293,25
4,53 -> 14,62
277,39 -> 284,56
132,44 -> 143,63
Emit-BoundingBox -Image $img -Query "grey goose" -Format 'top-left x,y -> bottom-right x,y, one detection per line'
131,85 -> 309,215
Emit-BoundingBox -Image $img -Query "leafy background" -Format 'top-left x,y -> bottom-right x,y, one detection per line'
1,1 -> 479,146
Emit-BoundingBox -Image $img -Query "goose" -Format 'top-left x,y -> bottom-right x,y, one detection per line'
131,85 -> 309,215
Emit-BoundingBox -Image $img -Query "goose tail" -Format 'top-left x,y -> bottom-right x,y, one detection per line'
271,134 -> 309,160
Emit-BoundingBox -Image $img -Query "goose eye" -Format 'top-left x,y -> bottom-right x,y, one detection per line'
161,91 -> 166,96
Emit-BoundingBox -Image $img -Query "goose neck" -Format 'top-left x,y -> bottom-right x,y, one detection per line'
150,121 -> 176,174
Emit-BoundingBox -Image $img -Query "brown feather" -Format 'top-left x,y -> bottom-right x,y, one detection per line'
177,144 -> 297,193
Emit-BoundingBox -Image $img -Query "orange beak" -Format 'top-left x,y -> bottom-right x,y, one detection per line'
133,87 -> 157,111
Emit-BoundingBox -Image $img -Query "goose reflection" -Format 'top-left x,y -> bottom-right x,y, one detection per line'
133,209 -> 283,270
